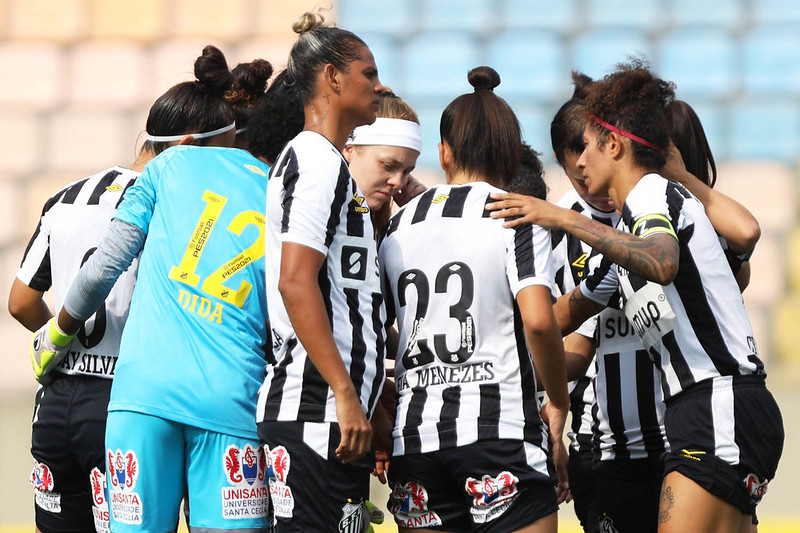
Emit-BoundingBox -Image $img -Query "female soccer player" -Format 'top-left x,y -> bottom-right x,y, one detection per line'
488,60 -> 783,533
30,46 -> 276,532
379,66 -> 569,533
254,12 -> 389,532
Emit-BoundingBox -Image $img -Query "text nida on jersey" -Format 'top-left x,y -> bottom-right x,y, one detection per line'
396,361 -> 495,391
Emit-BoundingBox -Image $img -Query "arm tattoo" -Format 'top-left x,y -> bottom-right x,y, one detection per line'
658,479 -> 674,524
568,215 -> 677,284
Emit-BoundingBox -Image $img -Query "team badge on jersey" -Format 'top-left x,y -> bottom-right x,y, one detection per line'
464,471 -> 520,524
338,500 -> 366,533
30,459 -> 61,512
221,443 -> 269,519
388,481 -> 442,528
267,445 -> 295,519
90,467 -> 110,533
107,449 -> 142,525
744,473 -> 769,505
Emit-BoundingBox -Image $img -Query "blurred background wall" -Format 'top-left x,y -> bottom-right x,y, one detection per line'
0,0 -> 798,529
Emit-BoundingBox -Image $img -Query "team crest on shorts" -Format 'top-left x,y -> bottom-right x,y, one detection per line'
744,473 -> 769,505
388,481 -> 442,528
464,471 -> 520,524
266,445 -> 295,519
30,459 -> 61,513
221,443 -> 269,519
107,449 -> 142,525
339,500 -> 366,533
90,467 -> 110,533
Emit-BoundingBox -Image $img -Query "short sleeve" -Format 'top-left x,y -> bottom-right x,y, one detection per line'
17,196 -> 57,291
505,222 -> 556,299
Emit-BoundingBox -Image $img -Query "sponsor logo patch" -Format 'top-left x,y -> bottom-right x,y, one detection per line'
464,471 -> 520,524
31,460 -> 61,513
388,481 -> 442,528
90,468 -> 110,533
267,445 -> 295,519
221,443 -> 269,519
107,449 -> 142,525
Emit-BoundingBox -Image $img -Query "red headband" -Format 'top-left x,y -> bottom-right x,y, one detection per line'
590,115 -> 665,153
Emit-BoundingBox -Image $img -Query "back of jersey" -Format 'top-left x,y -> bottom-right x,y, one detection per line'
379,182 -> 555,456
18,167 -> 139,379
110,145 -> 269,440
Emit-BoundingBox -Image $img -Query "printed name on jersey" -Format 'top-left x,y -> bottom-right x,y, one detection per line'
395,361 -> 495,391
90,467 -> 110,533
58,350 -> 117,376
107,449 -> 142,525
339,501 -> 366,533
266,445 -> 295,519
631,214 -> 677,240
221,443 -> 269,519
621,282 -> 676,351
465,471 -> 520,524
31,459 -> 62,513
389,481 -> 442,528
743,473 -> 769,505
177,289 -> 224,324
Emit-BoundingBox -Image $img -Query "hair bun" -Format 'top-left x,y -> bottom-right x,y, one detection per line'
292,12 -> 325,35
194,45 -> 233,97
468,66 -> 501,91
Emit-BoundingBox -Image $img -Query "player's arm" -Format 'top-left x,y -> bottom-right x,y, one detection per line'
662,143 -> 760,254
554,286 -> 605,337
517,284 -> 570,502
278,242 -> 371,464
488,193 -> 679,285
564,332 -> 595,381
8,279 -> 51,332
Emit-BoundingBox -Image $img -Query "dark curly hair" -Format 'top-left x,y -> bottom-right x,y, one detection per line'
583,59 -> 675,170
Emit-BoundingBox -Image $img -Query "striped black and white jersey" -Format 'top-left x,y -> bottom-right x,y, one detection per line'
552,189 -> 615,455
257,131 -> 386,425
17,167 -> 139,379
581,173 -> 765,401
379,182 -> 556,459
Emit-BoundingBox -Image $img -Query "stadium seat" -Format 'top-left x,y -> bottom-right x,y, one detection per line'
337,0 -> 413,36
499,0 -> 579,33
402,33 -> 481,100
742,26 -> 800,96
572,29 -> 652,80
682,102 -> 727,161
505,100 -> 556,163
753,0 -> 800,24
586,0 -> 661,29
406,100 -> 449,171
358,33 -> 403,93
419,0 -> 493,33
657,29 -> 738,99
668,0 -> 744,29
728,100 -> 800,163
487,30 -> 569,103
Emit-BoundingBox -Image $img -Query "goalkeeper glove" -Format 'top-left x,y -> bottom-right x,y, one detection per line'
31,318 -> 74,385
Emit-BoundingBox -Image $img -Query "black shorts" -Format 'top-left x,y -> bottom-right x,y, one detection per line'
592,455 -> 666,533
568,447 -> 601,533
258,420 -> 373,533
387,439 -> 557,532
663,375 -> 784,515
30,374 -> 112,533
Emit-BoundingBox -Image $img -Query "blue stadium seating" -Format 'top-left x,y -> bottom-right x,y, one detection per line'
572,29 -> 652,79
753,0 -> 800,24
487,30 -> 569,102
402,33 -> 481,100
358,33 -> 403,93
685,102 -> 728,161
669,0 -> 745,29
337,0 -> 413,36
586,0 -> 662,28
500,0 -> 579,33
743,26 -> 800,96
658,29 -> 738,99
506,100 -> 557,161
729,100 -> 800,161
420,0 -> 493,33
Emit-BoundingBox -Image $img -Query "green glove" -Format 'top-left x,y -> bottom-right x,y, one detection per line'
31,318 -> 74,385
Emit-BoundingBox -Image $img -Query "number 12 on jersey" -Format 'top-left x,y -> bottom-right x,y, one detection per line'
168,190 -> 265,308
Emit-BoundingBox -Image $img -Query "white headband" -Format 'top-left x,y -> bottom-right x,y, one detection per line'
347,118 -> 422,153
146,122 -> 236,143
